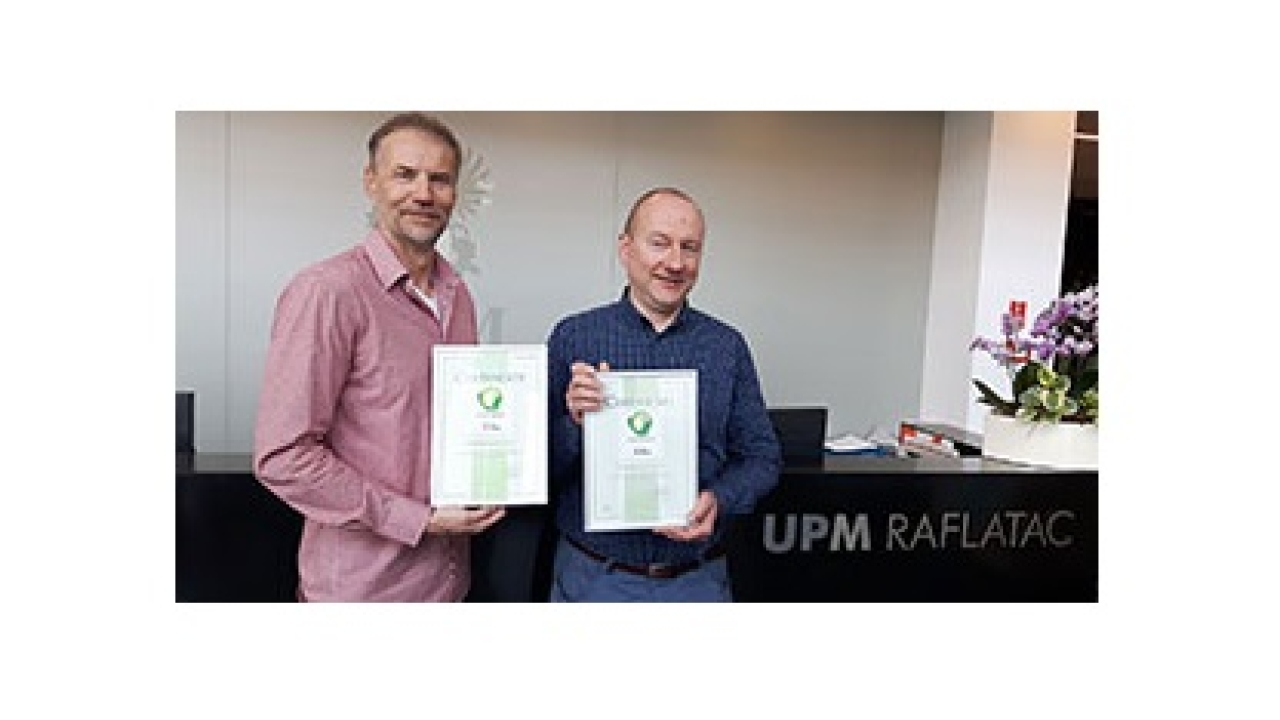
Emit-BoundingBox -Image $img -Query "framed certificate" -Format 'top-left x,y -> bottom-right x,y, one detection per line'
430,344 -> 548,506
583,370 -> 698,531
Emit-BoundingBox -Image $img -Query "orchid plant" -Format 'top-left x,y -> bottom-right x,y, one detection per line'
970,285 -> 1098,424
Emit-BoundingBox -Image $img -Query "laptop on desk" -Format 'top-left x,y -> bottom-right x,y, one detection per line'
767,407 -> 828,465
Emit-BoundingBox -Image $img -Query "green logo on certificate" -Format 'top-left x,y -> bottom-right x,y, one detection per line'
477,386 -> 503,411
626,410 -> 653,436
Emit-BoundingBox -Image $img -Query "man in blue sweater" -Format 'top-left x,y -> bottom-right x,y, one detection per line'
545,187 -> 781,602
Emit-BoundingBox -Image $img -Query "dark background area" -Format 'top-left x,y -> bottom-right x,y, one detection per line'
1061,110 -> 1098,293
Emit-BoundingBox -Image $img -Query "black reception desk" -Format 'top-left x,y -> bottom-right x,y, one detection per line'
725,455 -> 1096,602
177,453 -> 1096,602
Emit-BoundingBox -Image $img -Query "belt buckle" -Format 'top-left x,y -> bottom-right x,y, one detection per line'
640,561 -> 670,576
646,562 -> 678,579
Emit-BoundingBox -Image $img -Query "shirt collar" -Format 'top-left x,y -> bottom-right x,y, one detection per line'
361,229 -> 461,294
614,287 -> 693,333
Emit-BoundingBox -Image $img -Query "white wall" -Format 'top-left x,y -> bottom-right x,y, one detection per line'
919,111 -> 1076,432
177,111 -> 1069,453
920,112 -> 994,430
175,112 -> 229,452
968,112 -> 1076,430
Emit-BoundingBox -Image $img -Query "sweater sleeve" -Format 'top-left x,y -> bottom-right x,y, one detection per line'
546,319 -> 583,488
705,332 -> 782,515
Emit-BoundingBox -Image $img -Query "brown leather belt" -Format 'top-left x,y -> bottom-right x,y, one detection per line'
565,534 -> 726,580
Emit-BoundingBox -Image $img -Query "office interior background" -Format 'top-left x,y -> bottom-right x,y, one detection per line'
175,111 -> 1096,454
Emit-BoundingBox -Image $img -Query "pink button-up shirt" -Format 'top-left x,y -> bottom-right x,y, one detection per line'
254,230 -> 478,601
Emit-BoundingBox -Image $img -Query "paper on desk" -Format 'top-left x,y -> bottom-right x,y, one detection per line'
824,433 -> 878,453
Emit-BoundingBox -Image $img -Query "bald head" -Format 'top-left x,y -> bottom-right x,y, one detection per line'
622,187 -> 704,237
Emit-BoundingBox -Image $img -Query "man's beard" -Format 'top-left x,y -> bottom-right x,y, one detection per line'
403,229 -> 442,253
370,209 -> 446,253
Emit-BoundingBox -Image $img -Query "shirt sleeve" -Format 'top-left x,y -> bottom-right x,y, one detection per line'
546,319 -> 582,487
252,271 -> 430,547
706,332 -> 782,515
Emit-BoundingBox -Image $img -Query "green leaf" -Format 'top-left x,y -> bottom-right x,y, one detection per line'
973,379 -> 1017,415
1018,387 -> 1043,408
1082,387 -> 1098,407
1043,390 -> 1068,413
1077,369 -> 1098,395
1036,364 -> 1057,387
1012,363 -> 1041,398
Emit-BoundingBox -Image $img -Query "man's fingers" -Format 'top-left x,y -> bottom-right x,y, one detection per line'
465,506 -> 505,530
433,506 -> 505,535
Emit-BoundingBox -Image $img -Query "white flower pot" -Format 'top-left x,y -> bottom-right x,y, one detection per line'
981,413 -> 1098,471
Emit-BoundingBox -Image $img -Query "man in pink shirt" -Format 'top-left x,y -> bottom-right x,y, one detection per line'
254,113 -> 505,602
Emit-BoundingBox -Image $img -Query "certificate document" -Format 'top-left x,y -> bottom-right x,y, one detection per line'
583,370 -> 697,531
430,344 -> 547,506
